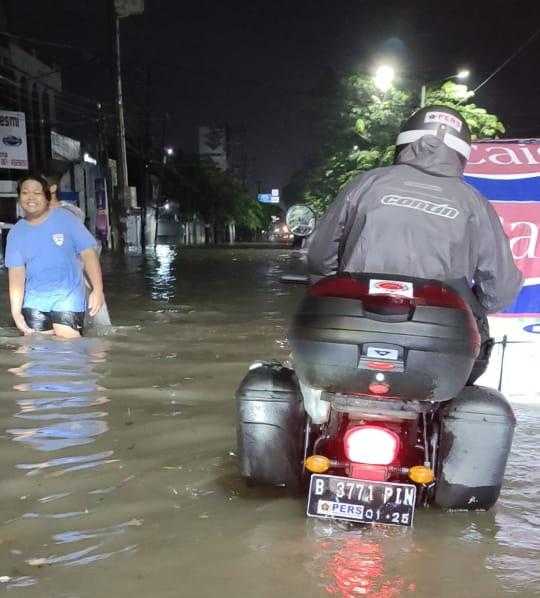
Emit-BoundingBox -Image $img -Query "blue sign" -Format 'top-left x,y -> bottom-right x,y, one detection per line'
523,323 -> 540,334
257,193 -> 279,204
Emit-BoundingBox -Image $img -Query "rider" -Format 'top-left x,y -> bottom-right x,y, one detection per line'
307,105 -> 522,382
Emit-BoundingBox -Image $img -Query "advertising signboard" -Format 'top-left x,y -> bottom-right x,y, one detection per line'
465,141 -> 540,318
0,111 -> 28,170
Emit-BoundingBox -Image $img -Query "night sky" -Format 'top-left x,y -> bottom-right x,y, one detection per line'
5,0 -> 540,193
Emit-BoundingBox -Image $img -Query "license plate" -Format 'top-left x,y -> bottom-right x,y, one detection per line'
307,474 -> 416,527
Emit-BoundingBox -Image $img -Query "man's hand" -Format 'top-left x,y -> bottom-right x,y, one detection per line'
12,312 -> 34,336
88,289 -> 105,317
80,248 -> 105,317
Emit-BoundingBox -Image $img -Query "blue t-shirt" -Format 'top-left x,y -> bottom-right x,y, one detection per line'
5,209 -> 97,312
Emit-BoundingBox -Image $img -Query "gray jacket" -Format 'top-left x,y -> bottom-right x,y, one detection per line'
307,135 -> 522,314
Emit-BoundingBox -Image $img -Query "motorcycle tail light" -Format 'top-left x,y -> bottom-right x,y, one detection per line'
309,275 -> 369,299
344,426 -> 399,465
368,381 -> 390,394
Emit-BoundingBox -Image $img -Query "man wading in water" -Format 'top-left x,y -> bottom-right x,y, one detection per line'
5,175 -> 104,338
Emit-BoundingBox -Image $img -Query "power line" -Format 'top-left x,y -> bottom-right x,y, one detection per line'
0,30 -> 96,52
0,75 -> 108,119
25,54 -> 104,84
472,25 -> 540,95
7,63 -> 99,106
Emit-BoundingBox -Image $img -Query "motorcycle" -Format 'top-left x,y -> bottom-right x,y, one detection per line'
235,206 -> 516,527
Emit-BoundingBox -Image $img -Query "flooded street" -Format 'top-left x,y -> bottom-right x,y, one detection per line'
0,247 -> 539,597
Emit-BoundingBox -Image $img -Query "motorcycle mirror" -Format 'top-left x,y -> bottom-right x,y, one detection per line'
285,204 -> 316,237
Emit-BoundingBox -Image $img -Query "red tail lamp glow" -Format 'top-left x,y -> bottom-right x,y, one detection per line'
369,381 -> 390,394
367,361 -> 396,371
344,426 -> 400,465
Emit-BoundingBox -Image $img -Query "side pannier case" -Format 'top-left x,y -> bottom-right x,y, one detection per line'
236,362 -> 305,487
435,386 -> 516,510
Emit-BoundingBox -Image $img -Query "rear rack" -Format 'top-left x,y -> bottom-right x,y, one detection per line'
324,392 -> 437,420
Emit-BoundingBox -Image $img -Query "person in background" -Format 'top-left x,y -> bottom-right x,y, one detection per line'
4,174 -> 104,338
44,173 -> 112,328
46,173 -> 85,221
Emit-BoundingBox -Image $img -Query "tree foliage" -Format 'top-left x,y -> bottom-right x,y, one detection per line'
287,74 -> 505,214
161,156 -> 272,238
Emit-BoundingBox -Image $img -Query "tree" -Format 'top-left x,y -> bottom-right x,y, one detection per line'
160,155 -> 272,243
295,74 -> 505,213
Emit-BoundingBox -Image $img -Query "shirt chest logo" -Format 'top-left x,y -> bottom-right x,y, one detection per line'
52,233 -> 64,246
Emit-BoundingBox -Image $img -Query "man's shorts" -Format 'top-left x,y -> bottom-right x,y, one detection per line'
21,308 -> 85,333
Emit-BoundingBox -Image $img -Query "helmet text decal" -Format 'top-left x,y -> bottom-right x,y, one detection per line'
424,111 -> 463,132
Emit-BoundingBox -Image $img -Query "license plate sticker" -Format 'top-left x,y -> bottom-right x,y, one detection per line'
369,279 -> 414,298
307,474 -> 416,527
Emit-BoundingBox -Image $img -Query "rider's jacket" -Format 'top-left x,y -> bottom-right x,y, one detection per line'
307,135 -> 522,314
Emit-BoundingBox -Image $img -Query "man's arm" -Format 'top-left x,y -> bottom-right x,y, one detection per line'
8,266 -> 33,335
80,248 -> 105,317
307,177 -> 364,277
473,198 -> 522,313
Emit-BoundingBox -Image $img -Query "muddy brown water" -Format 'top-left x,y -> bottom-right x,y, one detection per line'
0,246 -> 539,597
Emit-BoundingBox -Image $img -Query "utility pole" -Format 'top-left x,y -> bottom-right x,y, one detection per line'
141,65 -> 152,250
97,101 -> 118,249
113,10 -> 130,213
110,0 -> 144,249
154,113 -> 170,247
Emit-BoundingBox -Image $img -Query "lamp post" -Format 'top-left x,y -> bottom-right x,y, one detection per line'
163,147 -> 174,165
420,69 -> 470,107
155,147 -> 175,247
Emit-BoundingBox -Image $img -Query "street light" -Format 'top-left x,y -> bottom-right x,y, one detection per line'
162,146 -> 174,165
373,65 -> 395,93
420,69 -> 470,107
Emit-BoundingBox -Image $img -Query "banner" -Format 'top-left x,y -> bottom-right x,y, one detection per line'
465,140 -> 540,317
0,111 -> 28,170
465,141 -> 539,399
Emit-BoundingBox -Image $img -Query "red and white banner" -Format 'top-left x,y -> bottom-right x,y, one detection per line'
465,140 -> 540,318
467,141 -> 540,178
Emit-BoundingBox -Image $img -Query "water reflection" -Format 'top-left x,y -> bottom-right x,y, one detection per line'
306,509 -> 523,598
150,244 -> 178,301
308,524 -> 416,598
3,334 -> 140,573
0,247 -> 538,597
8,338 -> 109,458
324,538 -> 410,597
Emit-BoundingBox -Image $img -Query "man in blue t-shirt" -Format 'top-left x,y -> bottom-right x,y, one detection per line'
5,175 -> 104,338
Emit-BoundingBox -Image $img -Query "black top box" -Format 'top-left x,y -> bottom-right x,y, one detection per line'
290,273 -> 480,402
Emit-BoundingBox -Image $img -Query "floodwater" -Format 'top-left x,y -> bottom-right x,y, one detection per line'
0,246 -> 539,598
